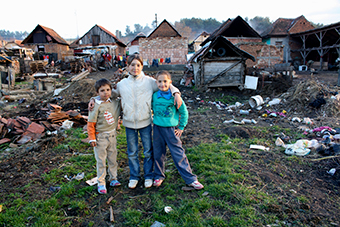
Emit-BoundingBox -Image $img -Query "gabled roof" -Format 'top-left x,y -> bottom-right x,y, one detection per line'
147,19 -> 182,38
193,31 -> 210,42
75,24 -> 126,47
201,16 -> 261,46
261,15 -> 315,38
190,35 -> 255,63
127,32 -> 147,45
22,24 -> 68,45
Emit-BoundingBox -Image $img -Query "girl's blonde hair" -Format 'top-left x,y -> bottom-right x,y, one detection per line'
156,70 -> 172,80
127,53 -> 143,65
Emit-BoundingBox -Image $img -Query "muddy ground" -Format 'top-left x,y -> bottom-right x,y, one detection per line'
0,67 -> 340,226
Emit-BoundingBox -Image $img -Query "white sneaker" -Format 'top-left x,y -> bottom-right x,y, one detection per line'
128,180 -> 138,189
144,179 -> 153,188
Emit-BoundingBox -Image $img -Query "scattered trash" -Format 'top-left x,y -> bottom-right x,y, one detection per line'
268,98 -> 281,106
289,189 -> 297,193
275,137 -> 285,147
302,117 -> 313,125
240,110 -> 250,115
164,206 -> 173,213
250,145 -> 270,151
327,168 -> 336,176
49,186 -> 61,192
249,95 -> 264,108
86,177 -> 98,186
65,172 -> 84,181
60,120 -> 74,130
151,221 -> 166,227
292,117 -> 302,123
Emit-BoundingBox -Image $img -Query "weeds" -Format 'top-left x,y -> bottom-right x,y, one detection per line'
0,125 -> 317,226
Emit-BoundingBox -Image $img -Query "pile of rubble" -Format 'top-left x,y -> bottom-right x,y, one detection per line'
0,103 -> 87,146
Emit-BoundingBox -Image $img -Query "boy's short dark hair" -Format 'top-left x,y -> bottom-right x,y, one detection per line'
95,78 -> 112,92
156,70 -> 172,80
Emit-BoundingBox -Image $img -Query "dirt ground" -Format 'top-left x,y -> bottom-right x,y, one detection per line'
1,68 -> 340,226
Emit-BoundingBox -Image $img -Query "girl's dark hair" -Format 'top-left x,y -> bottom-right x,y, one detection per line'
127,52 -> 143,65
156,70 -> 172,80
95,78 -> 112,92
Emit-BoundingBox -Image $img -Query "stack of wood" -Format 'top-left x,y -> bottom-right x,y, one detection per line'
29,60 -> 48,73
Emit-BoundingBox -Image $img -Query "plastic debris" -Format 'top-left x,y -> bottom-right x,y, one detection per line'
275,137 -> 285,147
86,177 -> 98,186
164,206 -> 173,213
151,221 -> 166,227
292,117 -> 302,122
268,98 -> 281,106
250,145 -> 270,151
60,120 -> 74,130
327,168 -> 336,176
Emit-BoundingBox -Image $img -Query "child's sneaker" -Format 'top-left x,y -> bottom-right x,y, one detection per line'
188,181 -> 204,190
144,179 -> 153,188
110,180 -> 121,187
128,180 -> 138,189
153,179 -> 163,187
98,184 -> 107,194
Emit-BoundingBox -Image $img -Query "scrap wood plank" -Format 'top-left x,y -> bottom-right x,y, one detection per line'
68,70 -> 89,82
206,60 -> 242,85
0,138 -> 11,145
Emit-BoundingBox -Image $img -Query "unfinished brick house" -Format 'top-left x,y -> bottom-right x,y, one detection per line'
138,19 -> 188,65
261,15 -> 315,64
70,24 -> 126,57
21,24 -> 73,61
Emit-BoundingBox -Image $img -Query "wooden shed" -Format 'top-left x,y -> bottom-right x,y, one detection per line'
189,36 -> 255,88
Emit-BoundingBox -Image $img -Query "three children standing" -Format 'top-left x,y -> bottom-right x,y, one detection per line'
88,54 -> 203,194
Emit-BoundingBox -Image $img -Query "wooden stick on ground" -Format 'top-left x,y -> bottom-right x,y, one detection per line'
110,206 -> 114,222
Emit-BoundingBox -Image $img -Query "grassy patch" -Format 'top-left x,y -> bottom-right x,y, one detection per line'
0,125 -> 294,226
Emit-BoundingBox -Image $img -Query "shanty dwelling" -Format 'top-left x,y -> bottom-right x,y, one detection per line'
4,40 -> 34,74
289,21 -> 340,71
70,24 -> 126,57
199,16 -> 283,69
138,19 -> 188,65
189,31 -> 210,53
189,36 -> 255,88
21,24 -> 73,62
126,32 -> 146,55
261,15 -> 315,65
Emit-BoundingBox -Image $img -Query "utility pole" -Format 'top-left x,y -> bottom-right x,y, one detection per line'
155,14 -> 157,27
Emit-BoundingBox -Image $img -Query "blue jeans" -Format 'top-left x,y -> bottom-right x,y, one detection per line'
126,125 -> 153,180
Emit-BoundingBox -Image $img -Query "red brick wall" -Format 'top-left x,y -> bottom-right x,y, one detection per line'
139,37 -> 188,64
237,43 -> 284,69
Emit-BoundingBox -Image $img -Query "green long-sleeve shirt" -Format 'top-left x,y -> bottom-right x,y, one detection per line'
152,91 -> 188,130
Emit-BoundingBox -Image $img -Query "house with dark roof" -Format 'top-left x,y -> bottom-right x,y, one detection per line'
189,31 -> 210,53
138,19 -> 188,65
261,15 -> 315,63
127,32 -> 146,55
198,16 -> 287,69
21,24 -> 73,61
201,16 -> 262,46
189,36 -> 255,88
70,24 -> 126,57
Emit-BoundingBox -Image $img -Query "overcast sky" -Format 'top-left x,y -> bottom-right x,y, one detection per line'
1,0 -> 340,39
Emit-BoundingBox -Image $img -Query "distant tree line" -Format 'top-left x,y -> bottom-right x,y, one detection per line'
0,30 -> 29,41
2,16 -> 324,44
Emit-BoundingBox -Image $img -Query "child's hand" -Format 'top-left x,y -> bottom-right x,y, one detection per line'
88,99 -> 95,111
174,93 -> 182,109
175,128 -> 183,137
90,141 -> 97,147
